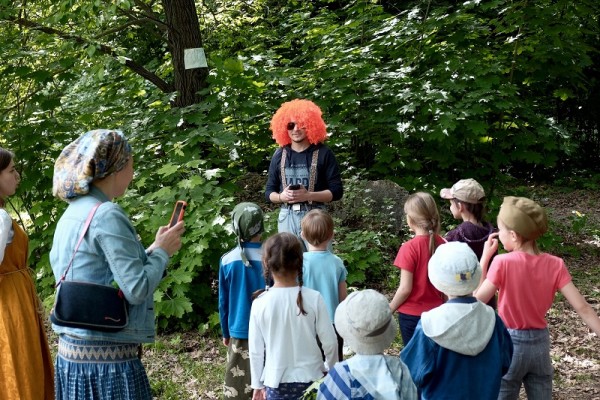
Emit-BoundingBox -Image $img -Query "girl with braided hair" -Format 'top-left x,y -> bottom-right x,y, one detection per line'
249,233 -> 338,400
389,192 -> 447,345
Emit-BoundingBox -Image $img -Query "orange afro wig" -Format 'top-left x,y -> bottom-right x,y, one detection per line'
270,99 -> 328,146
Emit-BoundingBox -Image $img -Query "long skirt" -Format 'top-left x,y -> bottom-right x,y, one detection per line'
55,334 -> 151,400
0,269 -> 54,400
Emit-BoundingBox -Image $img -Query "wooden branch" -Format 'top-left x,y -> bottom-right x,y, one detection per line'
95,18 -> 152,38
130,0 -> 166,28
115,5 -> 168,32
5,16 -> 174,93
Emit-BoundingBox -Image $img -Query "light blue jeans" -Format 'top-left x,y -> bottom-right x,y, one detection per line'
277,207 -> 306,240
499,328 -> 553,400
278,206 -> 332,251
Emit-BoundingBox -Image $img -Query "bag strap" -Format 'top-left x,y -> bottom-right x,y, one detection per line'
55,202 -> 102,288
307,149 -> 319,205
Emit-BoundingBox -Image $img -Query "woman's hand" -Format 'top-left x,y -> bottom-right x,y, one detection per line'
149,220 -> 185,257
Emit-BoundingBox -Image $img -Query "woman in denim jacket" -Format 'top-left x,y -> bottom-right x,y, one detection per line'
50,129 -> 184,400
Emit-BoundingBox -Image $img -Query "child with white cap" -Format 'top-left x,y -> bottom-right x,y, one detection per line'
317,289 -> 417,400
401,242 -> 513,400
475,196 -> 600,399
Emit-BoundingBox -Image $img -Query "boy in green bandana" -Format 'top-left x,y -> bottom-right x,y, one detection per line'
219,202 -> 266,399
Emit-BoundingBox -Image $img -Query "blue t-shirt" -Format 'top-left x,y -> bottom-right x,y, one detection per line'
303,250 -> 347,322
218,242 -> 265,339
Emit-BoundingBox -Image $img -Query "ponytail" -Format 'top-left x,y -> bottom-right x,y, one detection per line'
428,229 -> 437,257
404,192 -> 441,257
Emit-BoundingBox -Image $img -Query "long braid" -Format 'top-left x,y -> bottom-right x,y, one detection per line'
296,264 -> 307,316
251,246 -> 273,301
252,259 -> 269,300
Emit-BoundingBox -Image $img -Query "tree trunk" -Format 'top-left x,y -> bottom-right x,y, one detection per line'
162,0 -> 208,107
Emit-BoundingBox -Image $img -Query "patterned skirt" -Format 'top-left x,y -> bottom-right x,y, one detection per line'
265,382 -> 312,399
55,334 -> 151,400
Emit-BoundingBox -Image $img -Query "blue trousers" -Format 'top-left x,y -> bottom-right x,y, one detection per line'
398,312 -> 421,346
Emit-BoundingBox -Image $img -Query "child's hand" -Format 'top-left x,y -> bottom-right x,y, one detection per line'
252,388 -> 266,400
483,232 -> 499,258
222,337 -> 229,347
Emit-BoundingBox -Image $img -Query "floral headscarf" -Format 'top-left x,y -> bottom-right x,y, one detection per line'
52,129 -> 132,201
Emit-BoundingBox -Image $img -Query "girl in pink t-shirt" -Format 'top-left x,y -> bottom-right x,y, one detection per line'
475,196 -> 600,400
389,192 -> 446,345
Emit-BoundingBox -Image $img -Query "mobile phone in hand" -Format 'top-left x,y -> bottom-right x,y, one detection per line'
289,184 -> 301,190
169,201 -> 187,228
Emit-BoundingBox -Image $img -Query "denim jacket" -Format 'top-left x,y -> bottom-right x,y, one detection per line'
50,186 -> 169,343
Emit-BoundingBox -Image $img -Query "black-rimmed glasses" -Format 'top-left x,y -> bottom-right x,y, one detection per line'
287,122 -> 296,131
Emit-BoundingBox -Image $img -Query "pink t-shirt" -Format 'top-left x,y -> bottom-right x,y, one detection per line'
487,251 -> 572,329
393,235 -> 445,316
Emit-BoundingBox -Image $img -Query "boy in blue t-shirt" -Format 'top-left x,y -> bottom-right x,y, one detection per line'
301,208 -> 347,361
218,202 -> 265,399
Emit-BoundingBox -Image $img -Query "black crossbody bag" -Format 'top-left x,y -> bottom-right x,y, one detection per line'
50,203 -> 129,332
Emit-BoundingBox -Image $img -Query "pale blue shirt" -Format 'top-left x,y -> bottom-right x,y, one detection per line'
303,250 -> 347,322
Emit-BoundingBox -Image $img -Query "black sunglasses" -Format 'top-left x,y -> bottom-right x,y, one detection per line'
287,122 -> 296,130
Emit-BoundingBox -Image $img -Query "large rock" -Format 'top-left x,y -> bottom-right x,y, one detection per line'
233,173 -> 409,234
331,179 -> 409,234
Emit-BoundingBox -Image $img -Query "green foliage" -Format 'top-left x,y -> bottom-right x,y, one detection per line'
336,228 -> 385,285
1,0 -> 599,332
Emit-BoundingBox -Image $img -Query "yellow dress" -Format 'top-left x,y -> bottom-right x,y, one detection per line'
0,219 -> 54,400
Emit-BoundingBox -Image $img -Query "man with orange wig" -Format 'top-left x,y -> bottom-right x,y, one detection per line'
265,99 -> 343,239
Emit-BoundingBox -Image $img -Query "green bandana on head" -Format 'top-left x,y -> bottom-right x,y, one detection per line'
231,202 -> 264,266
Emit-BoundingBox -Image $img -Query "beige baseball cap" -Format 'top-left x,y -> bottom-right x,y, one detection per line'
440,178 -> 485,204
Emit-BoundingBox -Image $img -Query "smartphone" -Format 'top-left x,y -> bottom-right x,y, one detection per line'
169,201 -> 187,228
289,184 -> 301,190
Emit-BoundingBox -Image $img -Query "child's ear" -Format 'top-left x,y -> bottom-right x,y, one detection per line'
509,230 -> 520,242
